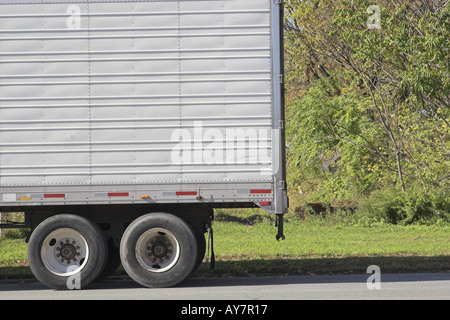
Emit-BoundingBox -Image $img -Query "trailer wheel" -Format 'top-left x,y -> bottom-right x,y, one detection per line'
94,239 -> 122,282
27,214 -> 108,290
120,213 -> 197,288
193,233 -> 206,272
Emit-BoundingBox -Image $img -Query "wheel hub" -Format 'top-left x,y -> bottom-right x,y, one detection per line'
136,228 -> 179,273
55,239 -> 81,264
146,235 -> 173,262
61,244 -> 76,260
152,241 -> 168,258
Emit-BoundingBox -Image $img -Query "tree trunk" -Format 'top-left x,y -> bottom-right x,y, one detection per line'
396,149 -> 406,192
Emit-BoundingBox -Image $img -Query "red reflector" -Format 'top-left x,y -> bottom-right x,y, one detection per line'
108,192 -> 129,197
260,201 -> 271,206
176,191 -> 197,196
250,189 -> 272,194
44,194 -> 66,198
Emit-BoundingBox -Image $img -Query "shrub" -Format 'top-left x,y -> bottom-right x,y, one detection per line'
357,185 -> 450,225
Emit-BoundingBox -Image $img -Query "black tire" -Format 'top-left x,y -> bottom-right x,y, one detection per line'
193,233 -> 206,272
120,212 -> 197,288
94,239 -> 122,282
27,214 -> 108,290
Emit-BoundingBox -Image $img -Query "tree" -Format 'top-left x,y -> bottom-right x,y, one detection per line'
285,0 -> 449,199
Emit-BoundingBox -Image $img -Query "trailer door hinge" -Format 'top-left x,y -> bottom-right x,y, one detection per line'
277,74 -> 284,84
278,180 -> 286,191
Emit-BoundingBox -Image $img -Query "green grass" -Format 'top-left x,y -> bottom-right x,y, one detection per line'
1,208 -> 449,280
195,208 -> 450,276
0,236 -> 31,279
0,238 -> 28,265
214,218 -> 450,259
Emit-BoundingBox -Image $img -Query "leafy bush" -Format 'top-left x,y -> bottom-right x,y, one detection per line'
3,228 -> 30,240
357,185 -> 450,225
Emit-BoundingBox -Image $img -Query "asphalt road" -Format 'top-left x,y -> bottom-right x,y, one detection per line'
0,273 -> 449,301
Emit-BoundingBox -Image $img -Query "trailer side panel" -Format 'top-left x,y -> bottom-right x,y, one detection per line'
0,0 -> 286,213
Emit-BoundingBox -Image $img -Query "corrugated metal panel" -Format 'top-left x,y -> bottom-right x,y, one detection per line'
0,0 -> 273,188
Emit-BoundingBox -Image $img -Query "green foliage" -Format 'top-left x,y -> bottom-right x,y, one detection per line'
3,228 -> 30,240
357,184 -> 450,225
285,0 -> 449,207
287,77 -> 385,200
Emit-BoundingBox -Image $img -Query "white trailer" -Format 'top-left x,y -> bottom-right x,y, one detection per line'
0,0 -> 287,289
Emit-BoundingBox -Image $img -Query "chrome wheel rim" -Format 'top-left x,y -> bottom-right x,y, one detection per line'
41,228 -> 89,276
135,228 -> 180,273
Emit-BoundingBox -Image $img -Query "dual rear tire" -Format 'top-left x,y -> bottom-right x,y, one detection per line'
120,213 -> 198,288
27,214 -> 108,290
28,213 -> 201,290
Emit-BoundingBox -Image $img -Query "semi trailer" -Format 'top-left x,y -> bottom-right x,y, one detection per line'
0,0 -> 287,289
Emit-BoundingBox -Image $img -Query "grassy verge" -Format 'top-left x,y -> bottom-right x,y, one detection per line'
1,208 -> 449,280
195,209 -> 450,276
0,236 -> 31,279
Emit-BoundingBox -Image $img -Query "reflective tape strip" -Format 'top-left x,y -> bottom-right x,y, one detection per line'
176,191 -> 197,196
162,191 -> 197,196
44,194 -> 65,198
108,192 -> 129,197
250,189 -> 272,194
236,189 -> 273,195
